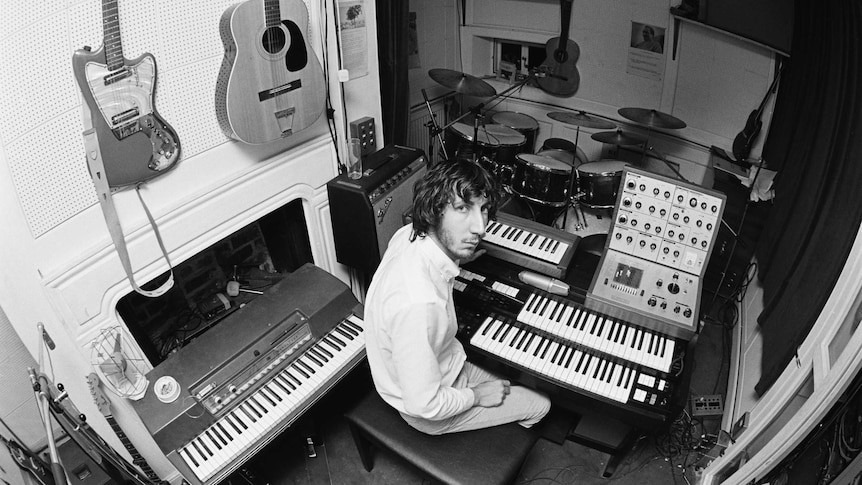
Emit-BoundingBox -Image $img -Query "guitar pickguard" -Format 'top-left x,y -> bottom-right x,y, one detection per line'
83,56 -> 180,172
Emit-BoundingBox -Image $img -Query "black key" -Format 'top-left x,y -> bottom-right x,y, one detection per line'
192,439 -> 210,459
492,321 -> 506,340
227,414 -> 243,433
335,327 -> 354,340
293,363 -> 311,379
341,324 -> 360,337
551,240 -> 560,253
182,447 -> 199,467
264,386 -> 282,402
232,411 -> 248,430
499,324 -> 513,342
540,340 -> 552,359
329,333 -> 347,346
323,336 -> 342,351
314,345 -> 333,359
343,319 -> 363,333
306,351 -> 324,367
481,320 -> 494,336
206,430 -> 222,450
298,359 -> 316,375
217,422 -> 232,441
638,331 -> 645,350
240,404 -> 257,423
660,338 -> 668,358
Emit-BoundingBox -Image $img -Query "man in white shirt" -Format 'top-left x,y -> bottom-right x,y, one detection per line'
364,160 -> 550,435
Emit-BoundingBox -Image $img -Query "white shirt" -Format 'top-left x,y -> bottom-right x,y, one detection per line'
364,224 -> 475,420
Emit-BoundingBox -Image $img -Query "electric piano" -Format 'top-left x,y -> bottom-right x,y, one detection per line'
132,264 -> 365,485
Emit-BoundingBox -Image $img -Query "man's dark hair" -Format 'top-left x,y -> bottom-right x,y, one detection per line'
410,160 -> 501,239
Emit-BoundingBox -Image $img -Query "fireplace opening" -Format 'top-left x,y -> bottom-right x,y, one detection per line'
116,199 -> 313,366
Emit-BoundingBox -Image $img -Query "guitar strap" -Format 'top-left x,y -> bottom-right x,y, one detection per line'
81,102 -> 174,298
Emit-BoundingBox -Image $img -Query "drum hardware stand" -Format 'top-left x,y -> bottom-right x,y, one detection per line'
421,89 -> 449,163
646,146 -> 692,184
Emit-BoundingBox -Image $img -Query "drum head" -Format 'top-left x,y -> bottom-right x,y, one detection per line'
482,124 -> 526,147
491,111 -> 539,130
578,160 -> 629,176
515,154 -> 572,174
537,147 -> 587,168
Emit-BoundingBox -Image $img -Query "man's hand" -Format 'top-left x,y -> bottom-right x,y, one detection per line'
470,379 -> 511,408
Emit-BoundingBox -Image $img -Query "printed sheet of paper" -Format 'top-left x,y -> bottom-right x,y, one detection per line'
337,0 -> 368,79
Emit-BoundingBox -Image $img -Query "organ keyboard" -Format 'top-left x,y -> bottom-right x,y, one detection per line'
455,257 -> 692,428
132,264 -> 365,485
479,212 -> 578,279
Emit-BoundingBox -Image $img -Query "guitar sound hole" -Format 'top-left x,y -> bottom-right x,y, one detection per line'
262,27 -> 286,54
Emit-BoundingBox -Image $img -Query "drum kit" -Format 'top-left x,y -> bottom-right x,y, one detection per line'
424,68 -> 688,227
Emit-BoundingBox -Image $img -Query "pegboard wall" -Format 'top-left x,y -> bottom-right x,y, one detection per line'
0,0 -> 318,238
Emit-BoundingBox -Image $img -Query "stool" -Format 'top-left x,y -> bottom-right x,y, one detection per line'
344,390 -> 539,485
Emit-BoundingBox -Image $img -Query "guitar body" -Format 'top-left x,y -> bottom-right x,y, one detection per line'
731,111 -> 762,162
72,47 -> 180,188
216,0 -> 326,145
536,37 -> 581,97
0,436 -> 55,485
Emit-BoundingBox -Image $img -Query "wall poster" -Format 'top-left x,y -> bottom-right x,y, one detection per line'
627,21 -> 666,81
337,0 -> 368,79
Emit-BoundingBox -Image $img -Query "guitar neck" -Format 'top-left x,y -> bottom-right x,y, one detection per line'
559,0 -> 574,44
104,416 -> 162,481
101,0 -> 125,70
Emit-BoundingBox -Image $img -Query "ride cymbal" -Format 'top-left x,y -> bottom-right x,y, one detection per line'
618,107 -> 686,129
591,129 -> 647,146
547,111 -> 616,130
428,68 -> 497,97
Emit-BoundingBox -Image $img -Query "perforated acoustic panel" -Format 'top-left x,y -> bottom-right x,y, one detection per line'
0,0 -> 313,238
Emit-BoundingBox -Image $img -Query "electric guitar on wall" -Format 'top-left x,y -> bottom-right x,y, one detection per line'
71,0 -> 181,188
536,0 -> 580,97
732,67 -> 783,163
86,373 -> 167,484
216,0 -> 327,144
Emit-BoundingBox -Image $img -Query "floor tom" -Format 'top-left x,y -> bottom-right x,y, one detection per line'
511,154 -> 573,207
576,160 -> 629,208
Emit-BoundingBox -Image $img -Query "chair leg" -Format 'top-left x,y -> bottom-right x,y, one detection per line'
347,422 -> 376,472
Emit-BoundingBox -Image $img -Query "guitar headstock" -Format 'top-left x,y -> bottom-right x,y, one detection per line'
87,372 -> 113,417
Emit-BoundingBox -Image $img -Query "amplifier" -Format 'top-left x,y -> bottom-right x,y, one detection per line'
327,145 -> 427,273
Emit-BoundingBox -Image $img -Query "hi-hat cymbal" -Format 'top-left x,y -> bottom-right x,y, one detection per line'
547,111 -> 616,130
428,68 -> 497,97
591,129 -> 647,146
618,108 -> 686,129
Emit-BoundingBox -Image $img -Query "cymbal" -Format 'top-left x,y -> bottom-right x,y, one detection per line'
591,129 -> 647,146
547,111 -> 616,130
428,69 -> 497,97
618,108 -> 686,129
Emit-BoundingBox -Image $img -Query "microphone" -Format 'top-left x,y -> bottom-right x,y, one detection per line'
518,271 -> 570,296
37,322 -> 55,350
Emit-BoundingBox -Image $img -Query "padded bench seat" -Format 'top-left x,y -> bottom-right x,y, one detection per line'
344,390 -> 539,485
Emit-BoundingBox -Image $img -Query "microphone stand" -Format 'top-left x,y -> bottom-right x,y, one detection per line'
421,89 -> 449,162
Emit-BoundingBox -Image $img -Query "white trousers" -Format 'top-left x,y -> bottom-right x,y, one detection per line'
401,361 -> 551,435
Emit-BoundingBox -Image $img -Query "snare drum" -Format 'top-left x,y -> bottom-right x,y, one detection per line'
536,146 -> 587,169
491,112 -> 539,153
576,160 -> 629,208
511,154 -> 573,206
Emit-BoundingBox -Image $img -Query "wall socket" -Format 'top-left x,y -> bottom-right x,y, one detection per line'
349,116 -> 376,157
691,394 -> 725,416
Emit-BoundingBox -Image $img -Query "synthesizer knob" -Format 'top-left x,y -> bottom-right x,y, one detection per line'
696,219 -> 703,227
667,229 -> 675,238
644,223 -> 651,231
701,240 -> 708,248
689,197 -> 697,207
639,183 -> 646,191
648,297 -> 657,307
712,205 -> 718,213
623,197 -> 632,207
635,201 -> 642,209
214,396 -> 222,405
650,243 -> 657,250
229,385 -> 238,394
665,191 -> 671,199
660,208 -> 667,216
707,223 -> 713,230
674,306 -> 681,314
649,205 -> 655,213
683,308 -> 693,318
683,215 -> 690,223
615,232 -> 623,240
672,213 -> 680,220
701,202 -> 707,210
631,219 -> 638,227
673,250 -> 680,257
662,247 -> 670,254
627,179 -> 636,189
653,188 -> 660,196
618,214 -> 628,224
660,301 -> 667,310
639,240 -> 646,248
655,226 -> 662,234
691,237 -> 698,245
656,279 -> 663,287
668,282 -> 680,294
626,236 -> 634,243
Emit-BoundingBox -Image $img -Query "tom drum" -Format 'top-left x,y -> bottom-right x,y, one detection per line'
576,160 -> 629,208
491,111 -> 539,153
511,154 -> 572,207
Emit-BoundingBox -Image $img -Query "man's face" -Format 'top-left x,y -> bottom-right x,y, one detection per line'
429,193 -> 489,261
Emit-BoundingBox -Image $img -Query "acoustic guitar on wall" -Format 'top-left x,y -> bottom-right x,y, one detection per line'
216,0 -> 327,145
536,0 -> 580,97
72,0 -> 181,188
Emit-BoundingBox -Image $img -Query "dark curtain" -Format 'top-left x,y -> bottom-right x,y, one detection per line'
754,0 -> 862,396
376,0 -> 410,146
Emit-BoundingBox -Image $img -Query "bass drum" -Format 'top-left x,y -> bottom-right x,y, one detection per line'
576,160 -> 629,208
511,154 -> 572,207
491,111 -> 539,154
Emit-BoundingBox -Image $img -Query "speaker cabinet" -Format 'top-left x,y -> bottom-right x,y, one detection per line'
327,145 -> 427,274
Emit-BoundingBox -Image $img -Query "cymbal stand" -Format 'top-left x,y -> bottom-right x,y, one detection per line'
422,89 -> 449,163
647,146 -> 692,184
561,124 -> 589,230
